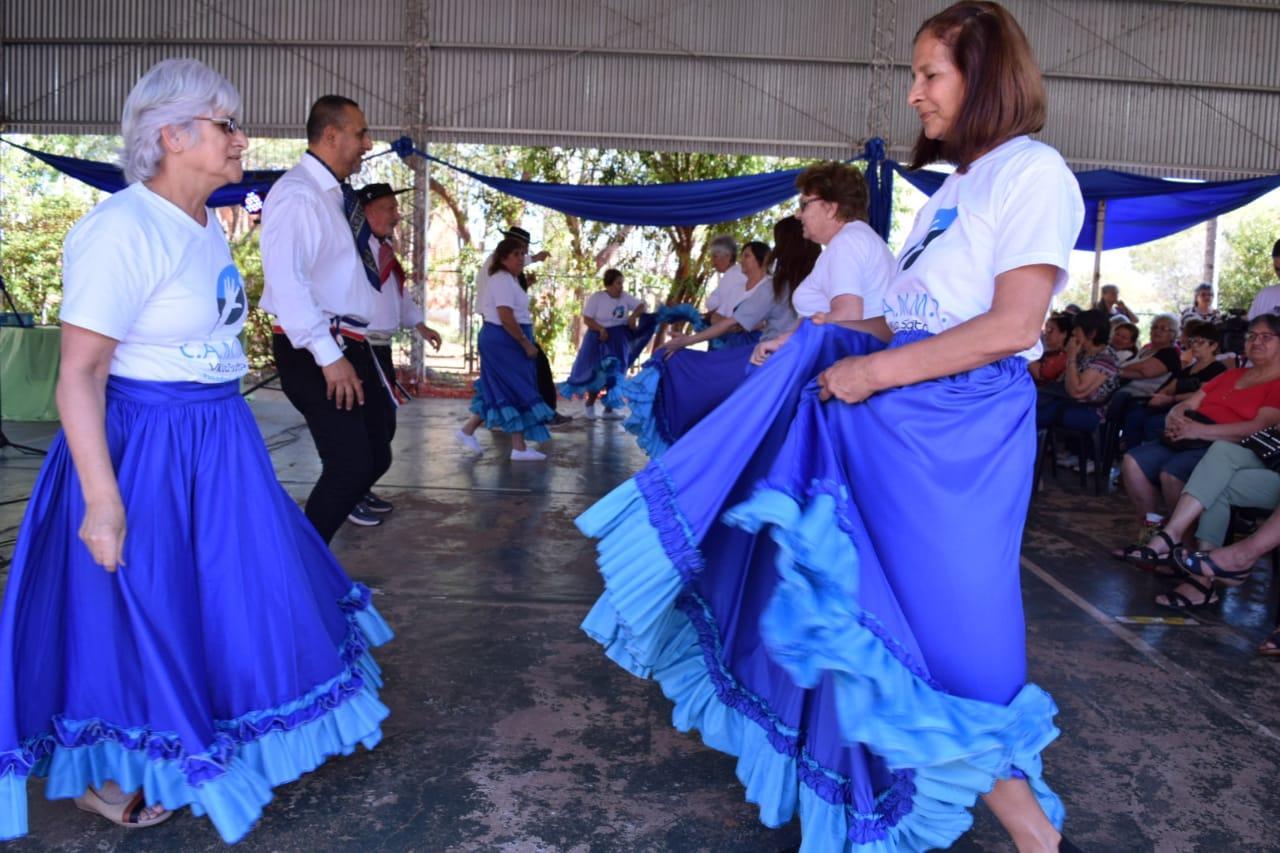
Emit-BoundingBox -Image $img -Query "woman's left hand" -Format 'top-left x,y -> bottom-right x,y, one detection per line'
818,355 -> 880,404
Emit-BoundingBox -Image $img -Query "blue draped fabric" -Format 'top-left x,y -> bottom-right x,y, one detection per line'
13,134 -> 1276,249
3,140 -> 282,208
893,161 -> 1280,251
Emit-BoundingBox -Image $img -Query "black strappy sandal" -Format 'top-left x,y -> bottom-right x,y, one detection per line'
1171,547 -> 1253,587
1119,529 -> 1177,572
1154,574 -> 1220,611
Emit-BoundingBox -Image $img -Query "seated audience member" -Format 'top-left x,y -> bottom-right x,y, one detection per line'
1112,313 -> 1183,449
1180,283 -> 1221,326
1036,309 -> 1120,437
1029,313 -> 1072,385
1245,238 -> 1280,320
1116,313 -> 1280,556
1096,283 -> 1138,321
1137,321 -> 1227,444
1119,438 -> 1280,610
1110,321 -> 1140,365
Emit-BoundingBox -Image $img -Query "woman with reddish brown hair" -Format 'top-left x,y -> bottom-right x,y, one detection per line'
578,2 -> 1084,851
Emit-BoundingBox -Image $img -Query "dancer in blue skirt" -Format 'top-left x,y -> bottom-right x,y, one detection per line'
658,240 -> 778,356
456,236 -> 555,460
579,3 -> 1085,850
557,269 -> 646,420
0,60 -> 392,844
623,165 -> 892,460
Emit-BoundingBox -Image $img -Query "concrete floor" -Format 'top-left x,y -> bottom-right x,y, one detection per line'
1,389 -> 1279,853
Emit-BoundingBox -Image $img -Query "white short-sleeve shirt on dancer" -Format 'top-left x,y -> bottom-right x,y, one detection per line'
705,264 -> 749,316
583,291 -> 643,328
60,182 -> 249,384
480,270 -> 533,324
792,220 -> 894,319
732,276 -> 798,341
883,136 -> 1085,360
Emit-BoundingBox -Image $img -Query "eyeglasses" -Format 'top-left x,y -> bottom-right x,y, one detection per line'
1187,337 -> 1212,347
798,195 -> 823,213
196,116 -> 245,136
1245,332 -> 1279,343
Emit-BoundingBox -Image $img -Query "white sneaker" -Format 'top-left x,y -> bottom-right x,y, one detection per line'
455,429 -> 482,454
510,447 -> 547,461
600,408 -> 624,420
583,405 -> 598,420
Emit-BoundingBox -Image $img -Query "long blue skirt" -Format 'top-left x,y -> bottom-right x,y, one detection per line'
578,323 -> 1061,851
0,377 -> 392,844
621,341 -> 756,460
557,328 -> 631,409
471,322 -> 555,442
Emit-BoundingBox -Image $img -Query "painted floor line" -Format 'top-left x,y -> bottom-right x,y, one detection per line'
1021,554 -> 1280,747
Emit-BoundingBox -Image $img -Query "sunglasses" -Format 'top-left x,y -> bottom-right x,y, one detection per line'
196,116 -> 245,136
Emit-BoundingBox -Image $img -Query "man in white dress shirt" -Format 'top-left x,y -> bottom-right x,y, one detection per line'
1247,239 -> 1280,320
703,235 -> 748,323
260,95 -> 393,542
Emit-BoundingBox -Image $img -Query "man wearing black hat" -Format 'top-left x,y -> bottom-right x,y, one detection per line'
474,227 -> 568,424
347,182 -> 444,524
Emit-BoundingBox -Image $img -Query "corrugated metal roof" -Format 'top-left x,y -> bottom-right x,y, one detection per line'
4,0 -> 1278,179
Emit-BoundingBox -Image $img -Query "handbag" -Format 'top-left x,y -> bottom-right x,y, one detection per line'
1161,409 -> 1216,452
1241,425 -> 1280,471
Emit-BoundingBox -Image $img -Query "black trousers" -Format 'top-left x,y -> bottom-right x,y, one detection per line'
273,334 -> 393,543
371,343 -> 398,442
534,345 -> 558,411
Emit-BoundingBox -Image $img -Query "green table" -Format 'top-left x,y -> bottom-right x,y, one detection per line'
0,325 -> 60,421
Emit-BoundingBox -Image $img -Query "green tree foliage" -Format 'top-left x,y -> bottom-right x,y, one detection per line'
1129,225 -> 1206,313
0,193 -> 91,323
1218,212 -> 1280,312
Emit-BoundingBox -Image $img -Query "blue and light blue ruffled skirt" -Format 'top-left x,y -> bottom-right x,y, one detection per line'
472,322 -> 555,442
0,376 -> 392,844
580,321 -> 1062,851
557,328 -> 631,409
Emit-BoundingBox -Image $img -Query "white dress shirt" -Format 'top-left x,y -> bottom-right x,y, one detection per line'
365,236 -> 425,338
260,153 -> 377,367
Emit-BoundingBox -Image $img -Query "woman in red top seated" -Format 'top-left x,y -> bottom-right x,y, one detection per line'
1117,313 -> 1280,565
1028,312 -> 1071,384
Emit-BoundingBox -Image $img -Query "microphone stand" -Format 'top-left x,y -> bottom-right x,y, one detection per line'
0,275 -> 48,456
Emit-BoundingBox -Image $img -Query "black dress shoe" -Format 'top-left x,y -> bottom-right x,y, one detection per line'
362,493 -> 393,513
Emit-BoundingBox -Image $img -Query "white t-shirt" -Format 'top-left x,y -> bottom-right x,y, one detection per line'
791,220 -> 894,319
705,264 -> 749,316
61,183 -> 249,383
480,270 -> 532,324
882,136 -> 1084,360
583,290 -> 643,328
732,276 -> 797,341
1248,284 -> 1280,320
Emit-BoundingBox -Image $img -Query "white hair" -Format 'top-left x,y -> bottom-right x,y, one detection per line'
120,58 -> 241,184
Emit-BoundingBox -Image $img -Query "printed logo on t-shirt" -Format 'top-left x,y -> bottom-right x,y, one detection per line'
612,304 -> 627,320
215,264 -> 246,327
882,291 -> 943,332
899,207 -> 958,271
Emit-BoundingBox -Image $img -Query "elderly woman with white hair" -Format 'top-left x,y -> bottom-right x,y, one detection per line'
0,59 -> 391,844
